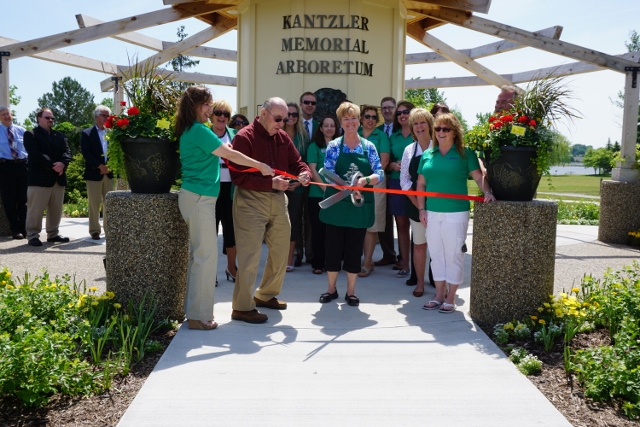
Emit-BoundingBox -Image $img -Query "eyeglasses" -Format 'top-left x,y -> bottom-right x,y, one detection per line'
287,112 -> 299,118
212,110 -> 231,118
232,120 -> 249,127
43,116 -> 55,120
98,114 -> 110,118
302,100 -> 317,106
363,114 -> 378,120
434,127 -> 452,133
396,109 -> 411,116
265,109 -> 285,123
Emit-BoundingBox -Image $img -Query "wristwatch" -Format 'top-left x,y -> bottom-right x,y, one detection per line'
366,177 -> 371,185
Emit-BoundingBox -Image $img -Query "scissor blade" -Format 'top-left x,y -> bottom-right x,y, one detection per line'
319,190 -> 351,209
319,168 -> 347,186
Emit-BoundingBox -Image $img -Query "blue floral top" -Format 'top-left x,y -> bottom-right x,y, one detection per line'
324,136 -> 384,181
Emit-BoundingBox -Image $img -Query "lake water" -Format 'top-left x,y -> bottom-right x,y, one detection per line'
549,165 -> 595,175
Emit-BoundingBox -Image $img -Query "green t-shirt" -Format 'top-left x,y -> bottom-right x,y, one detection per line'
306,142 -> 327,198
359,127 -> 390,156
389,130 -> 413,179
179,121 -> 223,197
418,146 -> 480,213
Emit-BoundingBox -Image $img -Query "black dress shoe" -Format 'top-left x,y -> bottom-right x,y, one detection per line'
319,290 -> 339,303
28,238 -> 43,247
47,235 -> 70,243
12,232 -> 24,240
91,232 -> 101,240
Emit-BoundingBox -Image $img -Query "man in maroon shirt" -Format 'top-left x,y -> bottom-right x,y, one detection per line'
230,97 -> 311,323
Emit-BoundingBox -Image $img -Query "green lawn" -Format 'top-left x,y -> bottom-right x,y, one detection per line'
467,174 -> 607,198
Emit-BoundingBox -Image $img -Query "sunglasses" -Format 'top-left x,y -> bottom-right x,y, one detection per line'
363,114 -> 378,120
287,112 -> 299,118
232,120 -> 249,127
265,109 -> 285,123
435,127 -> 452,133
212,110 -> 231,118
302,100 -> 317,106
396,109 -> 411,116
43,116 -> 55,120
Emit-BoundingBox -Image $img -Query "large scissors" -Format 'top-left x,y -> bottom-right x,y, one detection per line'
318,168 -> 364,209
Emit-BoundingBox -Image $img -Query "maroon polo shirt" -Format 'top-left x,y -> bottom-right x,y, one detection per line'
230,117 -> 310,191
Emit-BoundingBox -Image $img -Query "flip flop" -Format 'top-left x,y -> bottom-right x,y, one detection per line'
438,302 -> 457,313
422,299 -> 443,310
286,265 -> 294,272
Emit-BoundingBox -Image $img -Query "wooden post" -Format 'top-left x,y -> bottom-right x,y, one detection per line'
612,69 -> 640,182
0,54 -> 9,107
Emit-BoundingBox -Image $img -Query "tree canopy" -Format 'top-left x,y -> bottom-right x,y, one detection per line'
29,77 -> 95,127
582,147 -> 614,175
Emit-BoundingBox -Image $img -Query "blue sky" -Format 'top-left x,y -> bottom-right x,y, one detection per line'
3,0 -> 639,148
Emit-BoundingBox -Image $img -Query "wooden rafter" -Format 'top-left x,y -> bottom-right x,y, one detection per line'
407,24 -> 514,88
405,26 -> 561,64
76,14 -> 164,51
422,7 -> 638,73
100,15 -> 237,91
4,3 -> 226,60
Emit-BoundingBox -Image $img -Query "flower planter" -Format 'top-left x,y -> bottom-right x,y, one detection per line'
485,146 -> 542,201
120,137 -> 179,194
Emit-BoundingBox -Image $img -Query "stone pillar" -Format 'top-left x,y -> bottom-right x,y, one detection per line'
598,180 -> 640,244
470,200 -> 558,329
105,191 -> 188,322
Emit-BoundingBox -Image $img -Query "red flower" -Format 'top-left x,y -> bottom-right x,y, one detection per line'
127,106 -> 140,116
490,120 -> 504,131
488,116 -> 497,123
120,101 -> 127,106
517,115 -> 529,123
116,118 -> 130,128
500,115 -> 513,123
528,120 -> 537,127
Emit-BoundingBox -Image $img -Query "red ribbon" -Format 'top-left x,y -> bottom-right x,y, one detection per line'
224,160 -> 485,202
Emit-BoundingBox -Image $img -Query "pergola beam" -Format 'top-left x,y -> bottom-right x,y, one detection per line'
162,42 -> 237,61
0,36 -> 117,74
407,24 -> 515,88
76,14 -> 164,51
405,26 -> 562,65
422,8 -> 638,73
405,0 -> 492,14
3,3 -> 226,60
100,16 -> 237,91
405,51 -> 640,89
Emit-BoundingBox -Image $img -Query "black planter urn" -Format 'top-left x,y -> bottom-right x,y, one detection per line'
485,146 -> 542,202
120,137 -> 179,194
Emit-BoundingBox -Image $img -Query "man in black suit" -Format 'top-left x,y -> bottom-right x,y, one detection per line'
23,108 -> 72,247
81,105 -> 114,240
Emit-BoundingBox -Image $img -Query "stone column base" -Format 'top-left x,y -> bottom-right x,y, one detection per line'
105,191 -> 188,322
599,180 -> 640,244
470,200 -> 557,330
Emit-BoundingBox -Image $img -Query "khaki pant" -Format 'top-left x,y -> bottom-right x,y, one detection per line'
26,184 -> 65,241
178,188 -> 218,321
232,187 -> 290,311
86,176 -> 114,236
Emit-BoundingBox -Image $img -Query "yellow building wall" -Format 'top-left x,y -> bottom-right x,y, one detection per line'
237,0 -> 406,116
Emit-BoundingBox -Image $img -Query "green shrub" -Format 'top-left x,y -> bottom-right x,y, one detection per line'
65,152 -> 87,202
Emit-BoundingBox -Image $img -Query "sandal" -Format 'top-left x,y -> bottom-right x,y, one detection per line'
345,294 -> 360,307
286,265 -> 294,272
422,299 -> 443,310
439,302 -> 457,313
396,269 -> 409,278
312,269 -> 323,275
187,319 -> 218,330
358,264 -> 374,278
319,290 -> 338,303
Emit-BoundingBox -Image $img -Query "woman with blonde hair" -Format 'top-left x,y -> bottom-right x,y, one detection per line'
416,112 -> 495,313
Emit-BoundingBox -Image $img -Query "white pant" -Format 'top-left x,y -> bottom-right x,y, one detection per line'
409,218 -> 427,245
426,210 -> 469,285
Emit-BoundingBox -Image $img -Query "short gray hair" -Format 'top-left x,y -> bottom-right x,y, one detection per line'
94,105 -> 111,118
0,105 -> 9,114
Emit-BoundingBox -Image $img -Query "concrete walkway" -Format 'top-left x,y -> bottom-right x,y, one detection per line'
2,219 -> 637,426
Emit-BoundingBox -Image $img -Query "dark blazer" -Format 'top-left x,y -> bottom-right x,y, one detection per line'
23,126 -> 71,187
80,125 -> 114,180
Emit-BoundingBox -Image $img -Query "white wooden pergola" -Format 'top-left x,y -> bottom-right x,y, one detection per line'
0,0 -> 638,181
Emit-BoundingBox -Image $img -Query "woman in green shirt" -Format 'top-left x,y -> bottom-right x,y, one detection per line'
176,86 -> 273,330
416,113 -> 495,314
